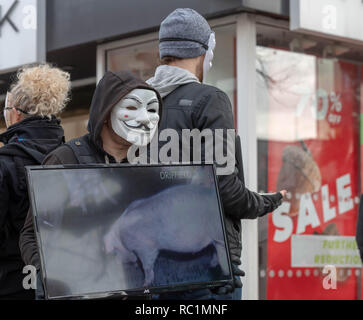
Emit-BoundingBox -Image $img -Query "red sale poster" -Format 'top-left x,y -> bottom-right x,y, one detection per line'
265,58 -> 361,300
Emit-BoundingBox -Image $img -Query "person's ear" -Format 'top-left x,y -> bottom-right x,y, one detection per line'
8,108 -> 21,126
14,109 -> 24,123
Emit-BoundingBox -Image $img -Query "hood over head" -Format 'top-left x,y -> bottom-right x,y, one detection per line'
88,71 -> 163,151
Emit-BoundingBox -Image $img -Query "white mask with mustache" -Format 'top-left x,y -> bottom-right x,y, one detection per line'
111,89 -> 160,147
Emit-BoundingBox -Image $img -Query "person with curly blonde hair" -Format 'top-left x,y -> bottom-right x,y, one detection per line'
0,64 -> 70,300
4,64 -> 70,125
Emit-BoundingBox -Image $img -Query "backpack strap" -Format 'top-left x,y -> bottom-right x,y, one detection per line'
65,136 -> 99,164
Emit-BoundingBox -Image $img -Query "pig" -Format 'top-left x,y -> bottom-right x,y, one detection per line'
103,184 -> 229,287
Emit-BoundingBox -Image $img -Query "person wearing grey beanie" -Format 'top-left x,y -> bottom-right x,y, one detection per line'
159,8 -> 212,60
148,8 -> 286,301
148,8 -> 215,92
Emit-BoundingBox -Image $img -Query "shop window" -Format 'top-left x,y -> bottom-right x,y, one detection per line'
107,40 -> 160,81
257,25 -> 363,300
104,24 -> 236,116
61,114 -> 89,142
204,24 -> 236,117
61,84 -> 96,141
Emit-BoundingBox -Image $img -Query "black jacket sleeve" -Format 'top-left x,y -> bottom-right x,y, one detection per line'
19,209 -> 40,269
19,145 -> 78,269
193,89 -> 282,220
0,162 -> 10,243
356,195 -> 363,263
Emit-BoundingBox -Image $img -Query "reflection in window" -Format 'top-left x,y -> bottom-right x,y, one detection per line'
257,44 -> 362,300
107,40 -> 160,81
106,24 -> 236,116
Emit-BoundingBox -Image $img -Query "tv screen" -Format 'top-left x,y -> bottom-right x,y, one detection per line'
26,164 -> 232,300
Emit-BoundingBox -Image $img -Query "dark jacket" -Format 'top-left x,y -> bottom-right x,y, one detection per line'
0,116 -> 64,299
356,195 -> 363,263
19,71 -> 163,273
158,82 -> 282,264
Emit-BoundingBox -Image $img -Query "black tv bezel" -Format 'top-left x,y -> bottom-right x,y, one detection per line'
26,163 -> 234,300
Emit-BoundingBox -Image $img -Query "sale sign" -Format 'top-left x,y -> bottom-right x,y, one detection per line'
264,53 -> 361,300
291,235 -> 361,268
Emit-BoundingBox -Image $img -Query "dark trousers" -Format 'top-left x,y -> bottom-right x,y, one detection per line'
153,276 -> 243,301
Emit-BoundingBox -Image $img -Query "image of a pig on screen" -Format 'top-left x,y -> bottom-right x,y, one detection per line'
104,184 -> 230,288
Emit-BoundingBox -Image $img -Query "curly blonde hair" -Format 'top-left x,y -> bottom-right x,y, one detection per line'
9,64 -> 71,118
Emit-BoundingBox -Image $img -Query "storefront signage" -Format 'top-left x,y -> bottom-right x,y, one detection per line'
262,48 -> 361,299
0,0 -> 19,36
290,0 -> 363,44
0,0 -> 45,73
291,235 -> 362,268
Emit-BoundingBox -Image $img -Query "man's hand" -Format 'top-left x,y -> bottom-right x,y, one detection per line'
259,190 -> 287,216
214,264 -> 245,295
280,190 -> 287,199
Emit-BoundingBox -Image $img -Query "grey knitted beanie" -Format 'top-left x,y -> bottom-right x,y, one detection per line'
159,8 -> 212,59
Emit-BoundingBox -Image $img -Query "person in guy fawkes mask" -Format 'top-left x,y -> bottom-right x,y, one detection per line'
147,8 -> 286,300
0,65 -> 70,300
19,71 -> 162,299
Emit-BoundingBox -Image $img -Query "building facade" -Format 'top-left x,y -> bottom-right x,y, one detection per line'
1,0 -> 363,300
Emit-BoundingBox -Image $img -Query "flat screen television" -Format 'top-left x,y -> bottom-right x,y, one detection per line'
26,164 -> 233,300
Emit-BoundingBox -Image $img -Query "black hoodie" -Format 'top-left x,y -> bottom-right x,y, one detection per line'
0,116 -> 64,299
88,71 -> 163,154
32,71 -> 163,164
19,71 -> 163,278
